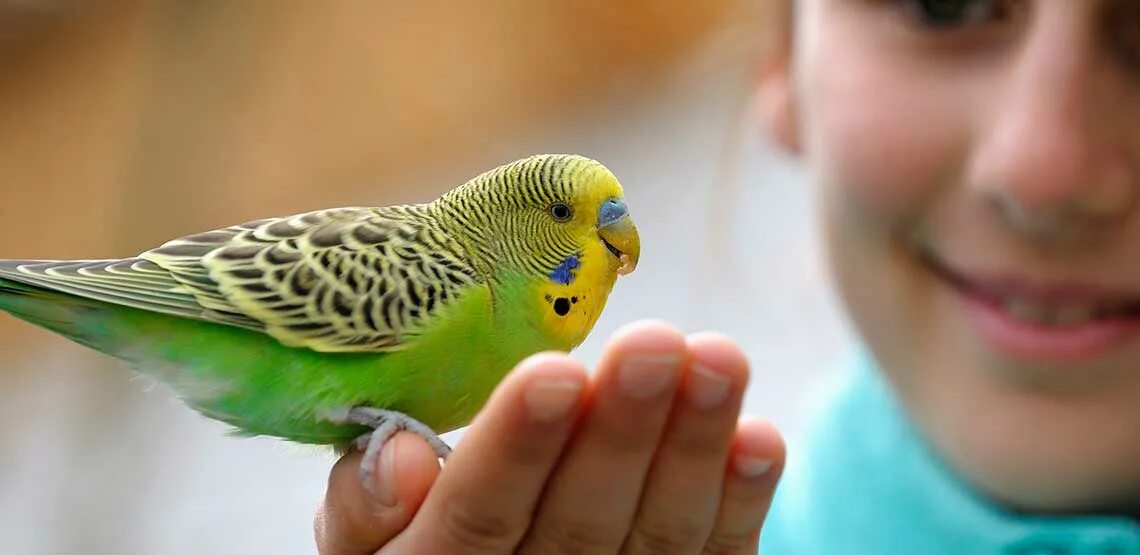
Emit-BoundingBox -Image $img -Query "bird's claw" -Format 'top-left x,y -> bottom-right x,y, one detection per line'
334,407 -> 451,496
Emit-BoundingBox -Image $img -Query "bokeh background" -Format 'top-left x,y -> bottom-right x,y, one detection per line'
0,2 -> 856,553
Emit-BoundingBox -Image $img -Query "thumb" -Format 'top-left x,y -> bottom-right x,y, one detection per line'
315,431 -> 442,555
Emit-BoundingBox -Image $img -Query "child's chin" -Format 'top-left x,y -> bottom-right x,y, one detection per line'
924,393 -> 1140,516
889,356 -> 1140,513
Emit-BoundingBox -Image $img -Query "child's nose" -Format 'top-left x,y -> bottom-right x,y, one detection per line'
966,17 -> 1137,240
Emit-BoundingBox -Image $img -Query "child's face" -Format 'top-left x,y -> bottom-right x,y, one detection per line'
760,0 -> 1140,512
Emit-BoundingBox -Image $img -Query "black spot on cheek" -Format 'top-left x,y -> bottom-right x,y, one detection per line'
553,297 -> 571,316
544,294 -> 553,303
571,296 -> 578,304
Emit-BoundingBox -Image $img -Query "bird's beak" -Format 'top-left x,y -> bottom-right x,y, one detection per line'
597,198 -> 639,276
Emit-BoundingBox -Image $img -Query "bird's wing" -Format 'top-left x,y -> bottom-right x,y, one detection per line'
0,206 -> 481,352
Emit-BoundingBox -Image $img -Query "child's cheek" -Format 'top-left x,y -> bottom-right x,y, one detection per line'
803,46 -> 971,227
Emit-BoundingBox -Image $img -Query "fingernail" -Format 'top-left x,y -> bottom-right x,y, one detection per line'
734,455 -> 773,478
687,363 -> 732,409
525,378 -> 584,422
374,439 -> 400,507
619,353 -> 680,399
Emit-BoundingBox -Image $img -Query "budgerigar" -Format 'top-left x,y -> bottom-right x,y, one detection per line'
0,153 -> 639,485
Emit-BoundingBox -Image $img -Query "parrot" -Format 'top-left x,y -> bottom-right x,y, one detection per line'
0,153 -> 639,486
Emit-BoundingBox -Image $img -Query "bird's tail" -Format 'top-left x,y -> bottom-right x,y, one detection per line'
0,273 -> 107,353
1,274 -> 84,339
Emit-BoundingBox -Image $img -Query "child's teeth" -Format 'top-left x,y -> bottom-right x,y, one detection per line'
1052,305 -> 1094,325
1001,298 -> 1099,326
1006,298 -> 1047,323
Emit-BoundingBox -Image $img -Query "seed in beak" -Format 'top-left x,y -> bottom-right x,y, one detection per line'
616,253 -> 635,276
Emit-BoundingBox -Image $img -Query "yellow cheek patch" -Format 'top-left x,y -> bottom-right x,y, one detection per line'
537,285 -> 610,351
533,241 -> 621,351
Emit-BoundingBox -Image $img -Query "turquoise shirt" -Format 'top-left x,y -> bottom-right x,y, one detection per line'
759,350 -> 1140,554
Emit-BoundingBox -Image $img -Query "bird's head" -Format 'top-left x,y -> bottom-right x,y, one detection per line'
438,154 -> 640,282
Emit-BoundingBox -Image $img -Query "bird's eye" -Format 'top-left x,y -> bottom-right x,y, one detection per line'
549,203 -> 573,222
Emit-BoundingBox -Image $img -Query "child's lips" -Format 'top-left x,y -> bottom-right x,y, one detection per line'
918,250 -> 1140,363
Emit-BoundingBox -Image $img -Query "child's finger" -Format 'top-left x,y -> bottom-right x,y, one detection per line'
315,432 -> 442,555
620,331 -> 751,554
388,352 -> 589,554
513,320 -> 688,554
703,418 -> 786,555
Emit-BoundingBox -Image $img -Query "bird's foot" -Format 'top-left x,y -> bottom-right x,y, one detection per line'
337,407 -> 451,493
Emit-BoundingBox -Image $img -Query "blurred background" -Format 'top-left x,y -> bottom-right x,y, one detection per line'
0,1 -> 855,553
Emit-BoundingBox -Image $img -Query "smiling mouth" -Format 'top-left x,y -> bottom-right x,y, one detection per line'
918,249 -> 1140,326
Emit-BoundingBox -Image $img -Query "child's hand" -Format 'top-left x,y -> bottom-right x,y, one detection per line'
314,320 -> 785,554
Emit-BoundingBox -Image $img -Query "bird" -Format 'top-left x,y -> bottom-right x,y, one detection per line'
0,153 -> 640,486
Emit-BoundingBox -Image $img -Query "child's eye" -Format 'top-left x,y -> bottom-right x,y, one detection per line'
1104,2 -> 1140,73
897,0 -> 1008,30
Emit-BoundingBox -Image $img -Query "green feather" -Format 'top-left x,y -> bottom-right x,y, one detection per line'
0,272 -> 536,445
